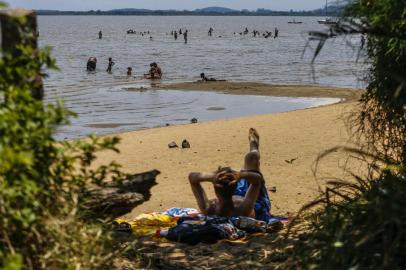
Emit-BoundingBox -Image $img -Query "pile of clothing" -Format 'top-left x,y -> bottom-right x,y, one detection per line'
112,208 -> 288,245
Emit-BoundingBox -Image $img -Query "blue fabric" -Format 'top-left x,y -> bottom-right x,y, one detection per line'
234,171 -> 272,222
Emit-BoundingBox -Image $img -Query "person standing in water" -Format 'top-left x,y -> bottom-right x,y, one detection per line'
174,31 -> 178,40
274,28 -> 279,38
106,58 -> 115,73
127,67 -> 132,76
208,27 -> 213,36
184,30 -> 188,44
98,30 -> 102,39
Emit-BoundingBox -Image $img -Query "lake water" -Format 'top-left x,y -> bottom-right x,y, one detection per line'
37,16 -> 361,138
55,88 -> 340,140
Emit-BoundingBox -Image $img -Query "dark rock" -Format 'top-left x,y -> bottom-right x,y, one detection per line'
191,118 -> 198,124
182,139 -> 191,149
270,186 -> 277,193
168,141 -> 178,148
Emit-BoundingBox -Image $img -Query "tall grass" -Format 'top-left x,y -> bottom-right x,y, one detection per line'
287,0 -> 406,268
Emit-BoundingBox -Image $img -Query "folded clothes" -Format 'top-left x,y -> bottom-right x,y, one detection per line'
166,216 -> 246,245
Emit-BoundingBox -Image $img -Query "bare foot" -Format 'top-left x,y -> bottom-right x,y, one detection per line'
249,128 -> 260,150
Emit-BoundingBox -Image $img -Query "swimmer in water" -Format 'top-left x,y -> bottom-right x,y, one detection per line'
87,57 -> 97,71
127,67 -> 133,76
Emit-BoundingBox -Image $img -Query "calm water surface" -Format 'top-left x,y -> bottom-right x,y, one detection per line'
37,16 -> 361,138
55,88 -> 340,140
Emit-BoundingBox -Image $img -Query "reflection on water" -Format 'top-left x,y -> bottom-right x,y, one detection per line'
54,88 -> 340,140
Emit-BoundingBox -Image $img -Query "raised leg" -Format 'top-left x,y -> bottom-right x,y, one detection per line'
245,128 -> 261,171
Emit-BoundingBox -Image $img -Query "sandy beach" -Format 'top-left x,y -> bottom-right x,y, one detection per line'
95,82 -> 363,219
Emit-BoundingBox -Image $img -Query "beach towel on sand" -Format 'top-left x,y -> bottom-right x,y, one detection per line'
112,208 -> 289,241
113,213 -> 178,236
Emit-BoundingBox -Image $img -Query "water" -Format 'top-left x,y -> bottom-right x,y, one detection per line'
56,88 -> 340,140
38,16 -> 365,90
37,16 -> 361,138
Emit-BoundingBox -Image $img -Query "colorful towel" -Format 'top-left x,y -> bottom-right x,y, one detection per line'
112,207 -> 288,241
113,213 -> 178,237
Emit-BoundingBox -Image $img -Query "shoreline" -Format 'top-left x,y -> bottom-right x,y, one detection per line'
94,83 -> 364,219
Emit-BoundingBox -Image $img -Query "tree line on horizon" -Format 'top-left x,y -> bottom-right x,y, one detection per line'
36,5 -> 344,16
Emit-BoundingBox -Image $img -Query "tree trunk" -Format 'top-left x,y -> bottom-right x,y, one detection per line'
81,170 -> 160,219
0,9 -> 43,100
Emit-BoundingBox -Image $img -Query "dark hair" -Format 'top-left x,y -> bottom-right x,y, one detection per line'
214,167 -> 237,200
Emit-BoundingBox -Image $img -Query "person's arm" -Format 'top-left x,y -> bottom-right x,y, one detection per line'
188,172 -> 216,212
218,170 -> 262,186
218,170 -> 263,216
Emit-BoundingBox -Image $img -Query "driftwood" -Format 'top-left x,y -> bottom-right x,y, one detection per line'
0,9 -> 43,100
82,169 -> 160,219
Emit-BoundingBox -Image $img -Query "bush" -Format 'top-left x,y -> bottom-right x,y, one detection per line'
288,0 -> 406,269
290,166 -> 406,269
347,0 -> 406,166
0,13 -> 124,269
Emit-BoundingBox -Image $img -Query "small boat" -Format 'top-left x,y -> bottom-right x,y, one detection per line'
318,0 -> 338,25
288,19 -> 303,24
317,18 -> 338,25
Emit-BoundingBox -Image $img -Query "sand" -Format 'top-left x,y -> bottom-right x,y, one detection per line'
95,82 -> 364,219
155,81 -> 361,101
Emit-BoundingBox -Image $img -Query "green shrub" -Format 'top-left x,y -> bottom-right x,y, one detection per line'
287,0 -> 406,268
346,0 -> 406,166
0,14 -> 125,269
290,166 -> 406,269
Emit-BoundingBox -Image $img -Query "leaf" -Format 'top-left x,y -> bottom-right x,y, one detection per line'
3,253 -> 23,270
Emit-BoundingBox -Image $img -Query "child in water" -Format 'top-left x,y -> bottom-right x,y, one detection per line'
127,67 -> 132,76
106,58 -> 115,73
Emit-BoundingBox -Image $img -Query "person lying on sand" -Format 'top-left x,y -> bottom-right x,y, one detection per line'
198,73 -> 227,83
199,73 -> 217,82
189,128 -> 272,222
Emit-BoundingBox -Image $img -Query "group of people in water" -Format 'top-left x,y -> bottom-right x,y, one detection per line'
170,29 -> 189,44
236,27 -> 279,39
86,56 -> 163,80
88,25 -> 280,79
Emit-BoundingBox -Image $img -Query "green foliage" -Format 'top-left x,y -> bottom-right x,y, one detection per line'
291,169 -> 406,269
347,0 -> 406,165
288,1 -> 406,269
3,254 -> 22,270
0,15 -> 125,269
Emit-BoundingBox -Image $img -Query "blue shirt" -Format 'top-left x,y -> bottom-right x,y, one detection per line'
233,171 -> 272,222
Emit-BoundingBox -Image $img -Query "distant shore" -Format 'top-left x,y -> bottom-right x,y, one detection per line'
94,83 -> 364,219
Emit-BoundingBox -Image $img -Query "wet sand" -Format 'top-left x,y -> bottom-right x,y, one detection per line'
155,81 -> 361,102
95,83 -> 364,218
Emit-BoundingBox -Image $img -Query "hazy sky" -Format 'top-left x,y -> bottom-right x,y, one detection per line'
6,0 -> 324,11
